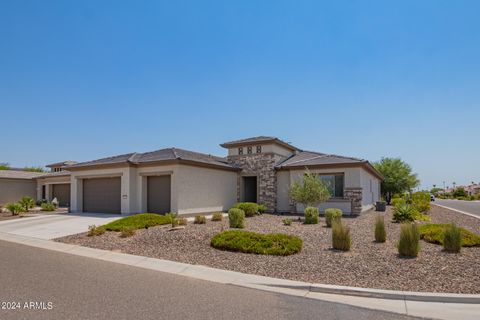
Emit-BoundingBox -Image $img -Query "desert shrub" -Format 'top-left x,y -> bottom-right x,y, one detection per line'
282,218 -> 292,226
390,197 -> 406,208
234,202 -> 259,217
397,223 -> 420,258
211,230 -> 303,256
165,212 -> 179,227
257,204 -> 267,213
374,215 -> 386,243
41,202 -> 56,212
5,203 -> 24,215
325,208 -> 342,227
177,217 -> 188,226
103,213 -> 171,231
194,215 -> 206,224
19,196 -> 35,212
290,170 -> 330,207
87,225 -> 105,236
228,208 -> 245,228
418,224 -> 480,247
211,212 -> 223,221
392,203 -> 417,222
453,188 -> 468,198
304,207 -> 319,224
443,224 -> 462,253
412,192 -> 431,213
120,226 -> 136,238
332,221 -> 351,251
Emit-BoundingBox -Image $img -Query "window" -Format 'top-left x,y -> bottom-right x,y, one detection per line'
318,174 -> 344,198
247,146 -> 252,154
238,147 -> 243,155
256,145 -> 262,153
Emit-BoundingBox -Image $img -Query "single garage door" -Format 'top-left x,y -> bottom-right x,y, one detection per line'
52,184 -> 70,207
83,177 -> 121,214
147,175 -> 171,214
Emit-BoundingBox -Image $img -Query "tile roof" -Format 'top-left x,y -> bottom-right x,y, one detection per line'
276,150 -> 366,168
66,148 -> 237,170
220,136 -> 298,150
46,161 -> 77,168
36,170 -> 71,178
0,170 -> 45,180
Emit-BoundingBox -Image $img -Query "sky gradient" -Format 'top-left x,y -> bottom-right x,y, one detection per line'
1,1 -> 479,190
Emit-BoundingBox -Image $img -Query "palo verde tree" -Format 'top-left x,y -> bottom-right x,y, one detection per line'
373,157 -> 419,204
290,170 -> 331,208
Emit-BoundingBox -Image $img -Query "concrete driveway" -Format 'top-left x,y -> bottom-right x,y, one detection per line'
0,213 -> 121,239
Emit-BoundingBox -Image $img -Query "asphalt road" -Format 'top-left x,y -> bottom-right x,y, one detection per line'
435,199 -> 480,217
0,240 -> 420,320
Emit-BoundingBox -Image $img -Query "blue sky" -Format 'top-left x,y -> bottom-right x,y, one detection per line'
1,1 -> 479,189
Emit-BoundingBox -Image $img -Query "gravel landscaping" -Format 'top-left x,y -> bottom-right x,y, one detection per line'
56,205 -> 480,294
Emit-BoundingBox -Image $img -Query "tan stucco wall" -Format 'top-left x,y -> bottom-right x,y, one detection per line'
227,143 -> 294,158
70,163 -> 237,215
0,179 -> 37,206
277,167 -> 364,214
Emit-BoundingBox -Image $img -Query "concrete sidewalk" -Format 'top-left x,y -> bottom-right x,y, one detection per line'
0,231 -> 478,320
0,213 -> 121,239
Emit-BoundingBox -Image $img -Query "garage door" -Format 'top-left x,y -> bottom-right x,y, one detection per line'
83,177 -> 121,214
52,184 -> 70,207
147,175 -> 171,214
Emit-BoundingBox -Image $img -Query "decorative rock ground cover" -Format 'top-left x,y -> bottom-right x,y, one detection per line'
56,205 -> 480,294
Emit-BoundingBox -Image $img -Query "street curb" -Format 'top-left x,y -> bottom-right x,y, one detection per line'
432,203 -> 480,220
0,231 -> 479,304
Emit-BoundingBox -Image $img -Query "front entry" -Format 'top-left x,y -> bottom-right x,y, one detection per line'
243,176 -> 257,203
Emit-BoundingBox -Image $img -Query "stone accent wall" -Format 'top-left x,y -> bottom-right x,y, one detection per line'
344,188 -> 363,214
227,153 -> 284,212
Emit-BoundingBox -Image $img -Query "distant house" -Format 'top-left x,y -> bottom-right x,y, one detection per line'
0,170 -> 44,206
5,136 -> 384,215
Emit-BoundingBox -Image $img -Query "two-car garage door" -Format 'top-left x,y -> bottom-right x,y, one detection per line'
83,177 -> 121,214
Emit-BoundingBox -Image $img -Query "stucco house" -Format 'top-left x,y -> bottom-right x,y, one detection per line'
34,136 -> 382,216
0,170 -> 44,206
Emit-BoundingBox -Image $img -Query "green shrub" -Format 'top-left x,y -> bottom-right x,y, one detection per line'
41,202 -> 56,212
165,212 -> 179,227
228,208 -> 245,228
390,197 -> 406,207
374,214 -> 386,243
332,221 -> 351,251
19,196 -> 35,212
194,215 -> 206,224
257,204 -> 267,213
325,208 -> 342,227
234,202 -> 259,217
120,226 -> 136,238
103,213 -> 171,231
177,217 -> 188,226
392,203 -> 417,222
397,223 -> 420,258
304,207 -> 319,224
88,225 -> 105,236
412,192 -> 431,213
211,230 -> 303,256
443,224 -> 462,253
418,224 -> 480,247
282,218 -> 292,226
5,202 -> 24,215
211,212 -> 223,221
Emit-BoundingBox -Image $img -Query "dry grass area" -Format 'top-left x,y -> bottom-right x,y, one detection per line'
56,205 -> 480,294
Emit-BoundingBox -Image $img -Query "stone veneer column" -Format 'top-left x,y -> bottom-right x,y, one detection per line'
344,188 -> 363,214
227,153 -> 279,212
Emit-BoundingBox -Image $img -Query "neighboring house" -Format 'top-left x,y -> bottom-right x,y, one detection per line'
36,161 -> 76,207
58,136 -> 381,215
0,170 -> 44,206
465,184 -> 480,196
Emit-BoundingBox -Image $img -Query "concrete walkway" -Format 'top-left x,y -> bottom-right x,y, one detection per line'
0,231 -> 478,320
0,213 -> 121,239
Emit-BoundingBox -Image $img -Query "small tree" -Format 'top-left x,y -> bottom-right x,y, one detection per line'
290,170 -> 330,208
0,163 -> 10,170
373,158 -> 419,204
